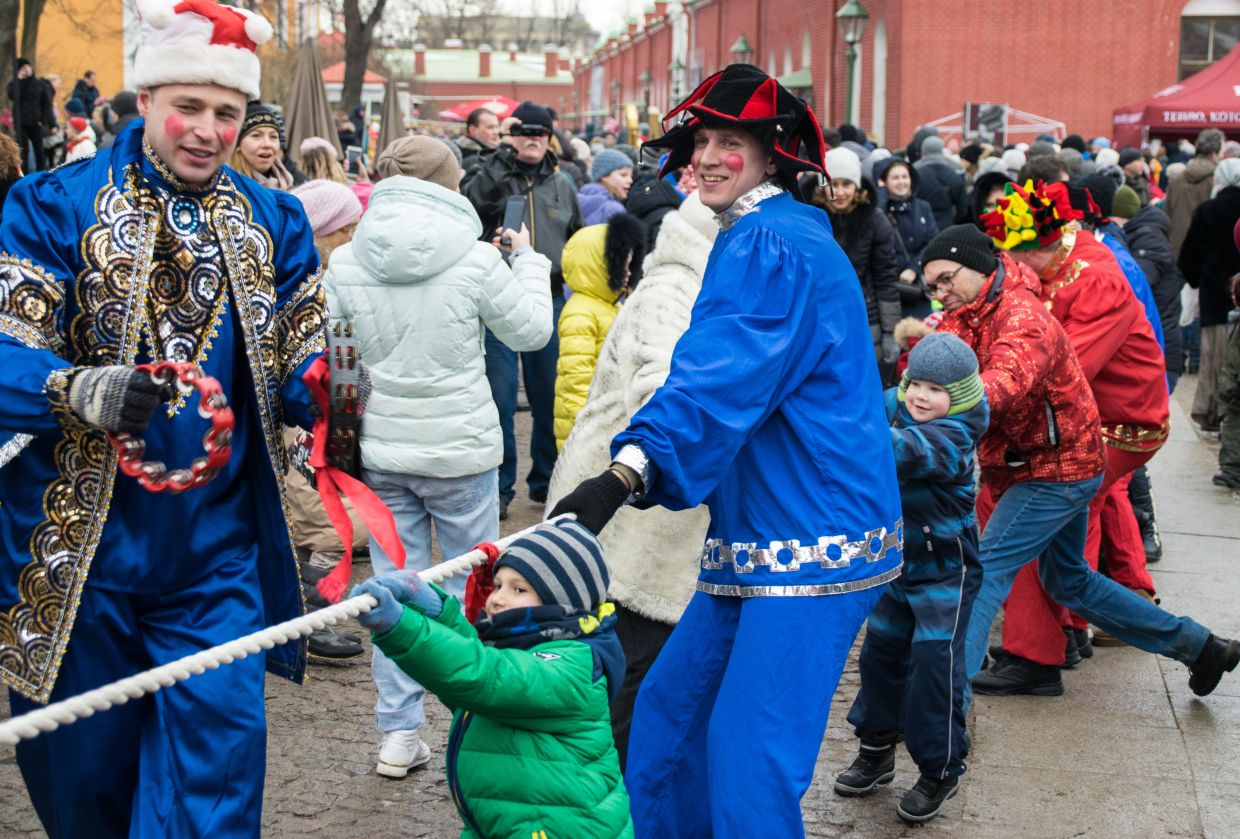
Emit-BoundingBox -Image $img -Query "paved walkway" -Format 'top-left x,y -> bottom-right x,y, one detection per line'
2,387 -> 1238,837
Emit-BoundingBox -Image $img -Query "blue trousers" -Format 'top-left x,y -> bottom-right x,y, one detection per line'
965,475 -> 1211,709
625,586 -> 884,838
8,548 -> 267,839
483,293 -> 563,502
847,536 -> 982,780
363,468 -> 493,733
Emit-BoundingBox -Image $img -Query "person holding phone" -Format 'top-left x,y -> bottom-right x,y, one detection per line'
462,101 -> 583,519
323,135 -> 554,777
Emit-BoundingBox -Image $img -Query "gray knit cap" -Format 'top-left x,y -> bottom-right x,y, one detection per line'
376,135 -> 462,190
899,332 -> 984,416
497,520 -> 610,611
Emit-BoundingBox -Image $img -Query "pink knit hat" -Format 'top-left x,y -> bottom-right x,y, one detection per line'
291,179 -> 363,237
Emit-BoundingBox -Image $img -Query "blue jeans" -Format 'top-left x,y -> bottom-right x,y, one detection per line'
363,468 -> 498,733
966,475 -> 1210,707
484,292 -> 564,502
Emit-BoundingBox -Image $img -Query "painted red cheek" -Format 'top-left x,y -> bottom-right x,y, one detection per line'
220,126 -> 237,147
164,114 -> 185,137
724,153 -> 745,173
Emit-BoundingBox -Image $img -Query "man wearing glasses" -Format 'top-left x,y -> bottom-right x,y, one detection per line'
922,224 -> 1238,706
463,101 -> 582,518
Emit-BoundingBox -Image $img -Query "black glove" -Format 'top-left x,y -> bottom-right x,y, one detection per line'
548,469 -> 631,535
67,365 -> 169,434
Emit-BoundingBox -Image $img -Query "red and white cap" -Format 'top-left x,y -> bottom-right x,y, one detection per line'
132,0 -> 273,100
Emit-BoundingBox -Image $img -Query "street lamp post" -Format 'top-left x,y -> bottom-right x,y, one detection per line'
729,33 -> 754,66
610,78 -> 621,125
669,58 -> 685,101
639,69 -> 652,111
836,0 -> 869,126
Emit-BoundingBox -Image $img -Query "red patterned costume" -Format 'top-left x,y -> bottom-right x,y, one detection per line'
982,183 -> 1169,667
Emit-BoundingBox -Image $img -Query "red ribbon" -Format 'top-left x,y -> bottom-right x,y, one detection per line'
463,542 -> 500,624
303,356 -> 405,603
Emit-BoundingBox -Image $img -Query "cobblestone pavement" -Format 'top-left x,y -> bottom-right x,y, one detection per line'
4,394 -> 1240,837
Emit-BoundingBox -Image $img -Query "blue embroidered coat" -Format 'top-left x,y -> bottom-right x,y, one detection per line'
0,121 -> 325,702
612,187 -> 904,597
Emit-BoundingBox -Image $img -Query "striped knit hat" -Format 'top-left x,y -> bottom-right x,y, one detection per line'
496,520 -> 610,611
898,332 -> 984,416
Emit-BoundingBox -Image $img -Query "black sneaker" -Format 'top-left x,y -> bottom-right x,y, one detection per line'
1073,628 -> 1094,660
972,653 -> 1064,696
1062,628 -> 1082,669
528,487 -> 548,504
499,497 -> 510,521
897,774 -> 960,824
833,743 -> 896,796
1189,635 -> 1240,696
1214,472 -> 1240,488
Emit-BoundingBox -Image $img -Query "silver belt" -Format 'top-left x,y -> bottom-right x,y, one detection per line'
700,518 -> 903,574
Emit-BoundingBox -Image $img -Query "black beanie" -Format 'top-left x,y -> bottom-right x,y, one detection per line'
1062,134 -> 1087,153
922,224 -> 998,275
1117,147 -> 1144,168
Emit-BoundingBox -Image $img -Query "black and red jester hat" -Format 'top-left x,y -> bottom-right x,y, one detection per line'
643,63 -> 827,186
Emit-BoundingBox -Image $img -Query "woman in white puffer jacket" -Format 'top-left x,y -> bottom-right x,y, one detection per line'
324,136 -> 552,778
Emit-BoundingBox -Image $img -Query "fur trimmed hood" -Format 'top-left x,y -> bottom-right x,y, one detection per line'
894,315 -> 934,350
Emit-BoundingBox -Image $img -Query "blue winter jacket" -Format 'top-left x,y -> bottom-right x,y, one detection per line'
1094,221 -> 1165,352
886,390 -> 989,565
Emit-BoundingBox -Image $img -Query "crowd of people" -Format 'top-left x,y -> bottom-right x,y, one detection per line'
2,2 -> 1240,836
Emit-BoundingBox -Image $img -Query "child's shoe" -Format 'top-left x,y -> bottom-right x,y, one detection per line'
833,742 -> 896,796
376,729 -> 431,778
897,773 -> 960,824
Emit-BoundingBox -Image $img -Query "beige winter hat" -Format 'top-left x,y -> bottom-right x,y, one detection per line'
376,136 -> 462,190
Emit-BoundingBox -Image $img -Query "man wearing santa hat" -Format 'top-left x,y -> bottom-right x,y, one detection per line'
0,2 -> 328,835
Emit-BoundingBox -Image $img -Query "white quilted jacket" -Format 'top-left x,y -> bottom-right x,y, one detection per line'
324,176 -> 552,478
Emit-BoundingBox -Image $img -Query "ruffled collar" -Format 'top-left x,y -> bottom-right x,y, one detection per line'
714,179 -> 785,230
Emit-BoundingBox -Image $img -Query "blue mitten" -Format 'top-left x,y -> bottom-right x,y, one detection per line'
352,571 -> 444,634
351,577 -> 404,634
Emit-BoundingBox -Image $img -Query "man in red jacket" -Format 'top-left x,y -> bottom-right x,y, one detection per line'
974,181 -> 1170,694
923,224 -> 1237,702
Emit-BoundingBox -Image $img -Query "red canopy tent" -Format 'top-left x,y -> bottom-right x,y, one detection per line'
1113,45 -> 1240,147
437,96 -> 520,123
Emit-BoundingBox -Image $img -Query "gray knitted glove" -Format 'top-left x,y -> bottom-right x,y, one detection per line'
68,366 -> 169,434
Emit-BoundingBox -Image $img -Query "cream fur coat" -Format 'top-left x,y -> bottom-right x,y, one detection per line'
545,193 -> 717,624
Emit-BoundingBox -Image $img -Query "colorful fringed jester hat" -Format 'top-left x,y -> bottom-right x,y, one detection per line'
981,180 -> 1082,251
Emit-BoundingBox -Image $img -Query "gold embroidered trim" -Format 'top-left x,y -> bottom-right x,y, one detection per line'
0,254 -> 67,353
1101,419 -> 1170,453
1039,222 -> 1079,281
1044,259 -> 1089,309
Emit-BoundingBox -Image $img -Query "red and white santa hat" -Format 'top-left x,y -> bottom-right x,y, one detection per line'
132,0 -> 273,101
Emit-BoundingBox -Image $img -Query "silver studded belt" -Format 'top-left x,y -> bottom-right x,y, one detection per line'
700,519 -> 904,574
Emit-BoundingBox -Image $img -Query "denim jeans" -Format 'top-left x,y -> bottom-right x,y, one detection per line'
362,468 -> 498,733
484,292 -> 564,502
965,475 -> 1210,707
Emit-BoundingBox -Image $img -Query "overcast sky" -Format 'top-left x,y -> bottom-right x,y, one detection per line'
508,0 -> 644,43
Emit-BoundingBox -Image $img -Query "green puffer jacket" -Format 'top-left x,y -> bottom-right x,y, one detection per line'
373,597 -> 634,839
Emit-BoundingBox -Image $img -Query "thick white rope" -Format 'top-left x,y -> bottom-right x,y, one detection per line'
0,517 -> 566,747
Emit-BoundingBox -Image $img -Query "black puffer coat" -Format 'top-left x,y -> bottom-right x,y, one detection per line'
1125,205 -> 1185,374
815,178 -> 900,326
1179,186 -> 1240,327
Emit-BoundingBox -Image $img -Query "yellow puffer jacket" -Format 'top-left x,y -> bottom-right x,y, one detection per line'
554,224 -> 622,449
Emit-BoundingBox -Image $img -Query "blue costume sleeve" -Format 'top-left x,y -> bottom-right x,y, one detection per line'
269,191 -> 325,431
0,175 -> 80,435
611,226 -> 838,509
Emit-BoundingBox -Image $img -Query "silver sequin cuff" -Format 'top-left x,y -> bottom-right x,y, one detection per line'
611,444 -> 652,501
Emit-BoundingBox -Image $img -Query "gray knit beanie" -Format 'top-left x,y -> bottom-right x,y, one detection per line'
899,332 -> 984,416
591,148 -> 633,182
496,520 -> 610,611
376,135 -> 462,190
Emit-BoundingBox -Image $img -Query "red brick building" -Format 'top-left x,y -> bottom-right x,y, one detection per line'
573,0 -> 1238,146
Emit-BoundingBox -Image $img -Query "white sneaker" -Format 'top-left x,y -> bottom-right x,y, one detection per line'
376,729 -> 431,778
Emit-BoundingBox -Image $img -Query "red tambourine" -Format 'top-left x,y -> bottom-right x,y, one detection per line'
108,361 -> 234,493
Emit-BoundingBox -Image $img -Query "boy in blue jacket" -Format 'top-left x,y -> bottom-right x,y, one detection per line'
834,332 -> 990,825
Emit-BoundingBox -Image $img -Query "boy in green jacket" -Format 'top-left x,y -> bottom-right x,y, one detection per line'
352,519 -> 633,838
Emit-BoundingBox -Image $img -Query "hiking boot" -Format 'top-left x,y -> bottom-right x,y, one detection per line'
1136,512 -> 1163,564
972,653 -> 1064,696
1062,628 -> 1082,669
377,729 -> 431,778
897,774 -> 960,824
1072,628 -> 1094,660
308,627 -> 364,664
833,743 -> 897,796
1189,635 -> 1240,697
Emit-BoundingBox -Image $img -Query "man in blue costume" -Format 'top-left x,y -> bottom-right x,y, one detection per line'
550,64 -> 904,837
0,2 -> 327,836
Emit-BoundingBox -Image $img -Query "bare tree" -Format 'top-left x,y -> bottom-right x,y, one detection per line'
0,0 -> 18,106
342,0 -> 388,108
19,0 -> 47,64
